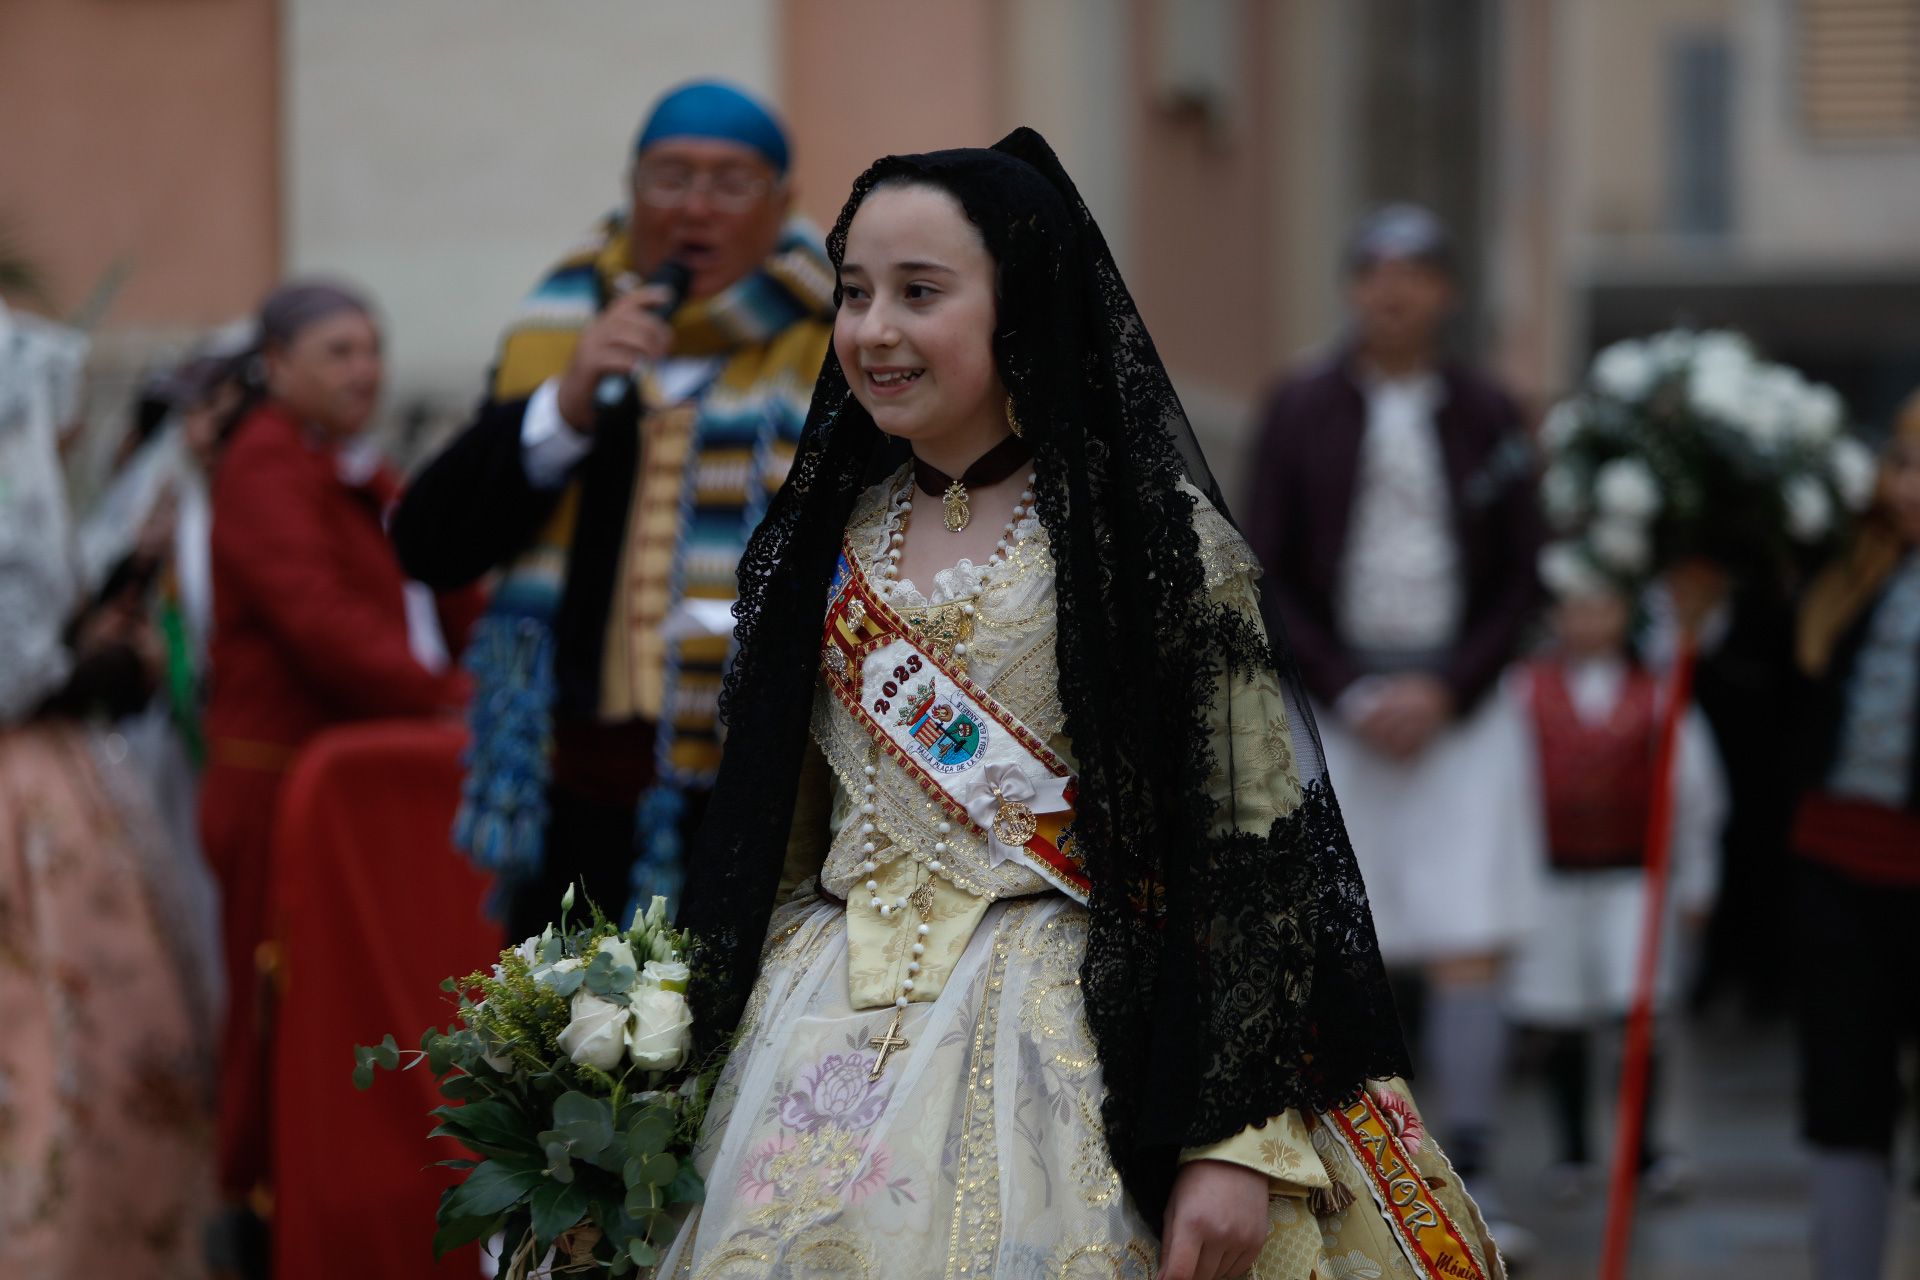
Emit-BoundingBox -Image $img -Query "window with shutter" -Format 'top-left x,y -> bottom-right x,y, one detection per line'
1799,0 -> 1920,139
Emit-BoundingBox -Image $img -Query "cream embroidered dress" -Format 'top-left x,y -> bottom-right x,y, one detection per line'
659,470 -> 1503,1279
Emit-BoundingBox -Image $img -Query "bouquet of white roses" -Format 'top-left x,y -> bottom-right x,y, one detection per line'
355,888 -> 713,1277
1538,328 -> 1878,596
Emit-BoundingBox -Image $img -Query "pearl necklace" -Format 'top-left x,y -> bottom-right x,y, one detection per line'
874,468 -> 1038,615
860,468 -> 1037,1017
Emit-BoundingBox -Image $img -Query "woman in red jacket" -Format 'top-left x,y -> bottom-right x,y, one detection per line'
198,282 -> 479,1263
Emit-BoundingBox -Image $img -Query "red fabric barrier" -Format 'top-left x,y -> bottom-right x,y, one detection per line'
269,719 -> 502,1279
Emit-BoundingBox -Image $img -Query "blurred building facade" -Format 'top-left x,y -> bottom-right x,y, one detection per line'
5,0 -> 1919,496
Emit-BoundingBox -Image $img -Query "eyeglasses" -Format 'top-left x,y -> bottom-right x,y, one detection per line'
634,165 -> 774,213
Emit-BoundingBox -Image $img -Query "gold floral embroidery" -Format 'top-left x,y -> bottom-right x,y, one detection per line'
1048,1240 -> 1158,1278
901,599 -> 976,671
943,907 -> 1023,1279
786,1225 -> 874,1277
1071,1094 -> 1121,1208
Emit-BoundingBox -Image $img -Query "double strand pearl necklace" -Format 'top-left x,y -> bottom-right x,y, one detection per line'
873,467 -> 1039,615
858,465 -> 1037,1029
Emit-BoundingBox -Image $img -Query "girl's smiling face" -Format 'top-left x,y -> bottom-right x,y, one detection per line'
834,183 -> 1007,462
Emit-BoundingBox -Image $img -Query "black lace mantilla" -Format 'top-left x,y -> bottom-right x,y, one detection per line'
678,127 -> 1408,1229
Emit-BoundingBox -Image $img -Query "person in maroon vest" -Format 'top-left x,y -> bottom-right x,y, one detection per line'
1506,577 -> 1725,1201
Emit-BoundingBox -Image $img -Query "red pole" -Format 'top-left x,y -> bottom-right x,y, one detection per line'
1597,636 -> 1698,1280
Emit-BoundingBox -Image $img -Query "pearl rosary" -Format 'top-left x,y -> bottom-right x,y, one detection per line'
860,468 -> 1038,1019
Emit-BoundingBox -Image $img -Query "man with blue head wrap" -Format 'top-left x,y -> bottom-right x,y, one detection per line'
394,80 -> 834,940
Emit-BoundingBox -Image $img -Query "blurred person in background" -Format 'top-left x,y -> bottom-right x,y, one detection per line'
1505,568 -> 1726,1204
393,81 -> 833,941
1790,396 -> 1920,1280
0,300 -> 216,1276
1245,203 -> 1544,1233
74,329 -> 256,1057
198,281 -> 481,1274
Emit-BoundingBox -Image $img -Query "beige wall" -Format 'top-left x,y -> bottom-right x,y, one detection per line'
1736,0 -> 1920,261
781,0 -> 1007,232
0,0 -> 280,327
285,0 -> 779,396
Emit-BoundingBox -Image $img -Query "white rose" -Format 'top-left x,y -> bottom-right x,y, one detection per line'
1646,330 -> 1695,368
557,990 -> 631,1071
1829,437 -> 1879,511
1687,333 -> 1755,426
1692,330 -> 1753,373
1740,368 -> 1798,451
641,959 -> 690,993
1784,475 -> 1834,542
1541,464 -> 1586,530
1538,542 -> 1610,600
626,987 -> 694,1071
1593,340 -> 1657,402
1793,383 -> 1844,445
1590,516 -> 1652,573
1540,400 -> 1583,451
1593,458 -> 1662,521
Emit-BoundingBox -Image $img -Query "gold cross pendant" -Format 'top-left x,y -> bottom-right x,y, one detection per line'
867,1008 -> 910,1080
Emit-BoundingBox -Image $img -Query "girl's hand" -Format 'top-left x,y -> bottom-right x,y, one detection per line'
1157,1158 -> 1269,1280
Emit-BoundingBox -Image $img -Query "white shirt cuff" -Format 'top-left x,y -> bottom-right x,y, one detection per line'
520,377 -> 593,490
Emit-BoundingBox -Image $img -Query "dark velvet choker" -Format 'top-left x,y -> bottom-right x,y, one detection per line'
911,434 -> 1033,532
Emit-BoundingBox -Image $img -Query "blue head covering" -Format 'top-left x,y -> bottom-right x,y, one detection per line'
1345,203 -> 1454,276
634,80 -> 790,176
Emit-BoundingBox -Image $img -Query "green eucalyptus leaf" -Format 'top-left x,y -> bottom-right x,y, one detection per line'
551,1092 -> 614,1158
551,969 -> 586,999
665,1162 -> 705,1206
351,1061 -> 375,1091
636,1152 -> 677,1188
623,1184 -> 662,1220
629,1239 -> 660,1267
422,1029 -> 454,1075
626,1107 -> 674,1157
372,1034 -> 401,1071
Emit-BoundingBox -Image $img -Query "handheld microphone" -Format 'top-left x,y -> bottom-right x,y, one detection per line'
593,258 -> 693,409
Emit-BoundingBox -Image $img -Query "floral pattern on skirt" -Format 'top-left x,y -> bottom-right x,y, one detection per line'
0,724 -> 215,1278
661,892 -> 1502,1279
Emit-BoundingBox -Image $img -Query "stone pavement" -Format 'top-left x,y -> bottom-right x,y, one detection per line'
1481,1016 -> 1920,1279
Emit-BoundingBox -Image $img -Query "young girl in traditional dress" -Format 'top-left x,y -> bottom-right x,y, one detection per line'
669,130 -> 1503,1280
1504,579 -> 1725,1200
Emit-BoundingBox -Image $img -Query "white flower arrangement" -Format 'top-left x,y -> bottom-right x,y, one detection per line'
1540,328 -> 1871,595
355,888 -> 715,1277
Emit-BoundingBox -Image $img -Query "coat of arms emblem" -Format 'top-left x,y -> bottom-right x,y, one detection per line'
895,680 -> 986,774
